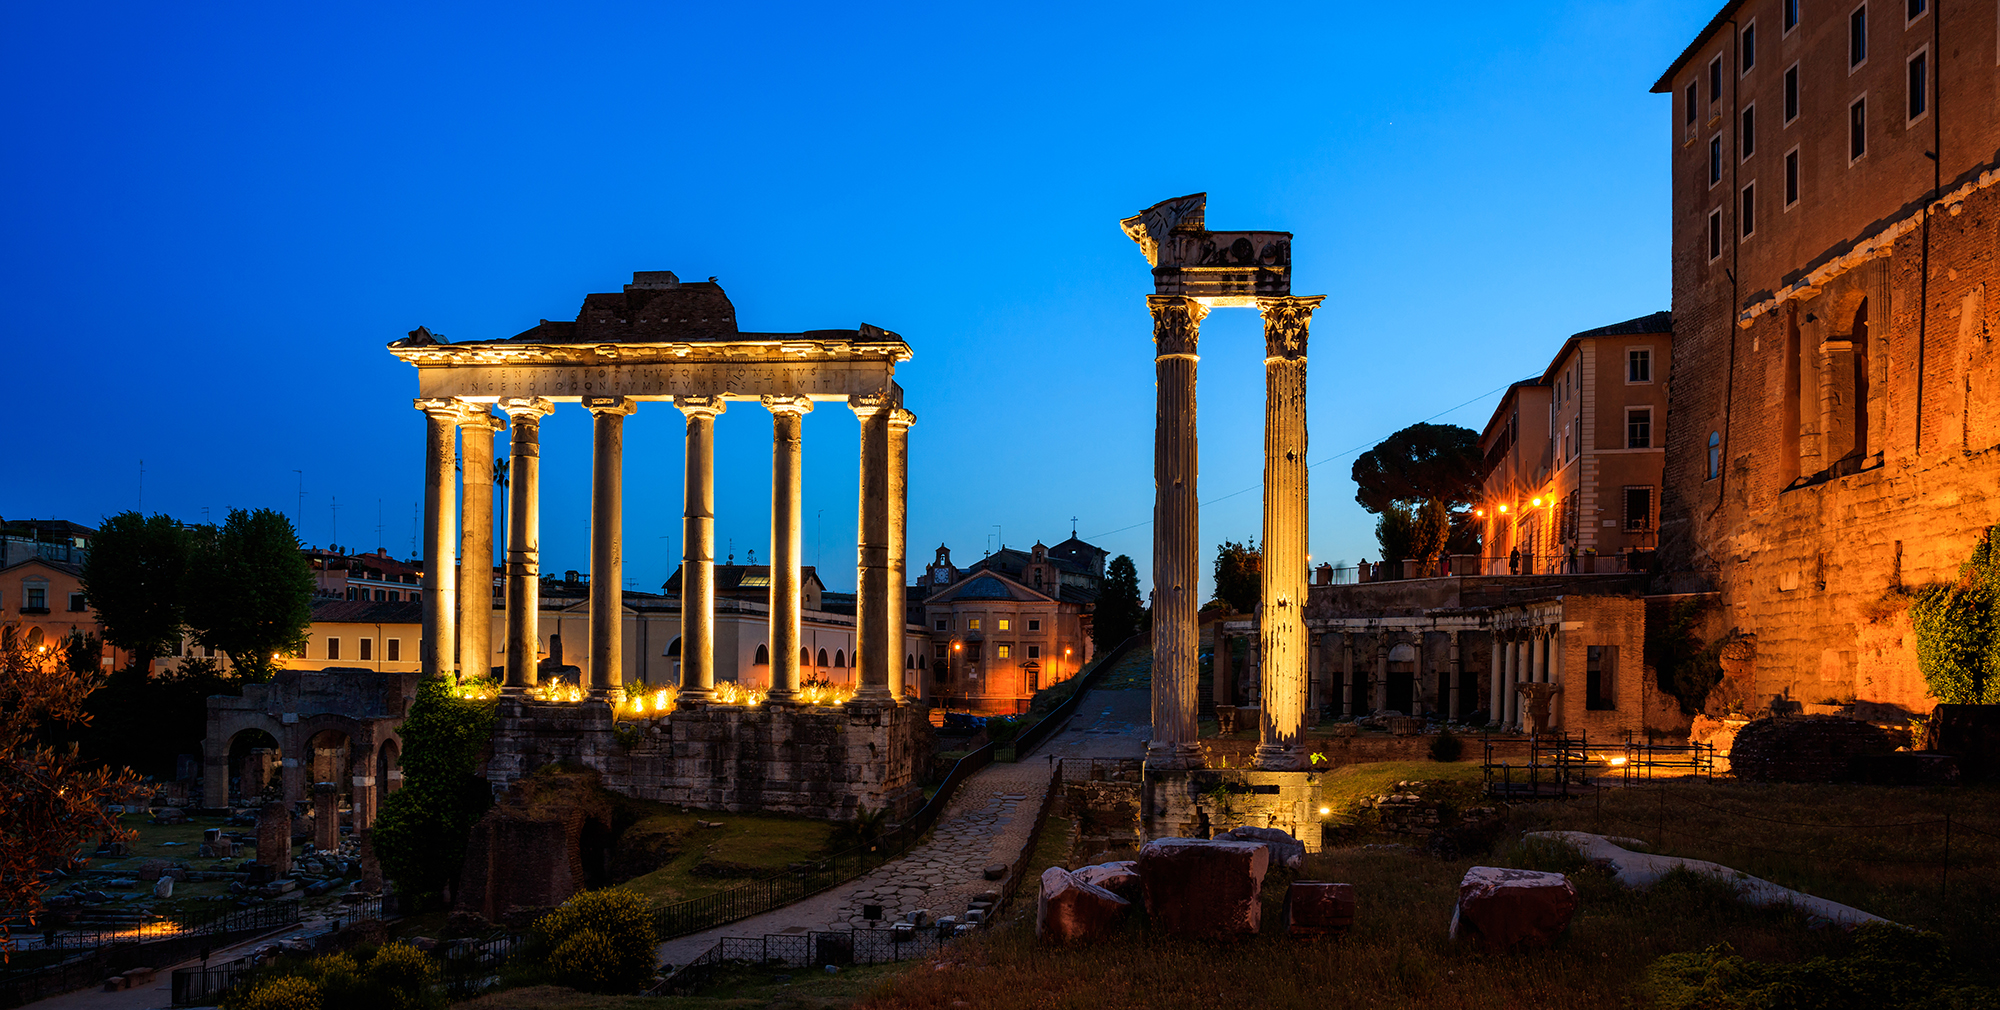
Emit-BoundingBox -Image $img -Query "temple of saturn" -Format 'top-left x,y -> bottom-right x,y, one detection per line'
1124,193 -> 1323,771
385,272 -> 929,818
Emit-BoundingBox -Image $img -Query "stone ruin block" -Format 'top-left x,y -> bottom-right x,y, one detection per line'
1450,866 -> 1576,950
1073,860 -> 1142,902
1283,881 -> 1355,938
1138,838 -> 1269,939
1036,866 -> 1130,945
1218,826 -> 1305,870
455,768 -> 615,922
1729,716 -> 1896,783
257,800 -> 293,875
312,783 -> 341,852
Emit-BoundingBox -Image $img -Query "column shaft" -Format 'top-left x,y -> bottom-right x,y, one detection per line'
1447,631 -> 1462,720
764,397 -> 811,702
1341,634 -> 1355,719
458,410 -> 501,683
1505,638 -> 1522,728
1532,631 -> 1548,684
1147,295 -> 1208,768
888,408 -> 915,701
1372,643 -> 1389,712
851,395 -> 894,703
1254,296 -> 1318,769
676,397 -> 724,702
501,398 -> 551,692
1489,633 -> 1504,720
588,398 -> 633,696
416,400 -> 461,680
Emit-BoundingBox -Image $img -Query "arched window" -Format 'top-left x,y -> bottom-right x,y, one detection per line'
1707,431 -> 1722,479
834,649 -> 846,668
666,637 -> 681,657
818,648 -> 829,668
800,647 -> 811,666
918,653 -> 928,670
905,654 -> 914,668
754,644 -> 769,665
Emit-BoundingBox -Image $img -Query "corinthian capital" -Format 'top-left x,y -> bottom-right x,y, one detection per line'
1258,295 -> 1325,360
761,395 -> 814,417
497,396 -> 555,420
1147,295 -> 1210,357
848,391 -> 894,417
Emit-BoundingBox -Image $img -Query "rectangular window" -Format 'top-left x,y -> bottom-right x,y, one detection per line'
1908,50 -> 1927,120
1628,348 -> 1652,383
1741,182 -> 1756,237
1741,20 -> 1757,73
1709,135 -> 1723,185
1906,0 -> 1925,21
997,644 -> 1011,659
1785,64 -> 1800,122
1741,104 -> 1756,159
1850,4 -> 1868,67
203,644 -> 216,659
997,618 -> 1010,631
1786,148 -> 1801,206
935,618 -> 947,631
1709,55 -> 1723,108
1708,208 -> 1724,260
1586,645 -> 1617,710
1627,408 -> 1654,449
968,618 -> 981,631
172,637 -> 183,658
387,638 -> 401,661
1784,0 -> 1800,32
934,643 -> 949,660
1850,96 -> 1867,159
68,592 -> 86,612
1027,619 -> 1041,631
359,638 -> 373,661
374,589 -> 385,601
25,586 -> 45,609
1028,644 -> 1041,659
1684,79 -> 1699,125
1625,486 -> 1656,530
327,637 -> 342,660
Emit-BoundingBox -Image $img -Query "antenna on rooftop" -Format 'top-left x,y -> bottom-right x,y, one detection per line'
330,495 -> 340,545
376,499 -> 384,553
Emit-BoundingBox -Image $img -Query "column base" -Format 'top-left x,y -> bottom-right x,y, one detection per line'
1144,741 -> 1206,771
850,687 -> 895,706
1253,744 -> 1301,771
765,689 -> 798,705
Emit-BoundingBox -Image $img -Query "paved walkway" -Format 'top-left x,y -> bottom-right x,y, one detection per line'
21,905 -> 356,1010
656,687 -> 1150,967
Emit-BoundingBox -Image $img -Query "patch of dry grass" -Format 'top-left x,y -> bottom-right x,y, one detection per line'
614,806 -> 838,905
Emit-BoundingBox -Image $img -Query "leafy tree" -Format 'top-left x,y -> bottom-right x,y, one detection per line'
1373,505 -> 1416,570
1351,423 -> 1484,560
183,508 -> 314,681
1646,599 -> 1733,715
1212,540 -> 1261,616
79,652 -> 237,779
369,678 -> 497,901
1093,555 -> 1145,653
1909,527 -> 2000,704
0,629 -> 143,939
80,511 -> 191,671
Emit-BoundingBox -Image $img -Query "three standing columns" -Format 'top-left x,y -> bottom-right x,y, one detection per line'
1146,295 -> 1208,769
457,409 -> 505,682
764,396 -> 811,702
501,397 -> 552,692
1255,296 -> 1322,769
676,396 -> 724,705
587,397 -> 634,697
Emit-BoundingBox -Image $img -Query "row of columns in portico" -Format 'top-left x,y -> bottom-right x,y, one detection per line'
1487,626 -> 1560,731
415,393 -> 911,705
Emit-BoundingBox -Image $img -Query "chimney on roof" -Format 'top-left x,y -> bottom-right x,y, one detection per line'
626,271 -> 680,291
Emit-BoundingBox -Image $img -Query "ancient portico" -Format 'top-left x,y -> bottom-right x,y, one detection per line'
1123,194 -> 1323,770
387,272 -> 928,818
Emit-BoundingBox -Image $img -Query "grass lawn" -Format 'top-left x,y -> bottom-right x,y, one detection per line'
453,963 -> 906,1010
52,812 -> 318,926
612,803 -> 839,906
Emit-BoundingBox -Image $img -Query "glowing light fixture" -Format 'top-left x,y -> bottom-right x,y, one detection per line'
1318,806 -> 1332,816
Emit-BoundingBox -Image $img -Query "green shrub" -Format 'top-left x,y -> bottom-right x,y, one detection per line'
364,943 -> 441,1010
235,976 -> 323,1010
1647,923 -> 1990,1010
1428,728 -> 1463,762
534,888 -> 659,994
1909,527 -> 2000,704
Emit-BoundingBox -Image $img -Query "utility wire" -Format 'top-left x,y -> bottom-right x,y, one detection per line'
1085,381 -> 1516,541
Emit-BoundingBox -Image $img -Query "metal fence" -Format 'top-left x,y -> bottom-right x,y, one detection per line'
660,925 -> 957,995
1011,633 -> 1141,759
2,902 -> 304,1009
1621,739 -> 1718,782
1482,732 -> 1591,799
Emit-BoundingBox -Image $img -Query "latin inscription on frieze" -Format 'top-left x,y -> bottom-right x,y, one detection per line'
416,360 -> 898,401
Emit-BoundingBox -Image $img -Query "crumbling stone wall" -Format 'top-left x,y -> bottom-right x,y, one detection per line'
486,698 -> 931,821
1143,769 -> 1328,851
456,768 -> 616,922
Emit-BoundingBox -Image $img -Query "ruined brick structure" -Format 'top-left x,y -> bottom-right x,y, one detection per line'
1653,2 -> 2000,715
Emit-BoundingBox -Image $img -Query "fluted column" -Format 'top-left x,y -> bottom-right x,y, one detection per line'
1255,296 -> 1320,769
676,396 -> 725,704
1505,637 -> 1522,728
1372,640 -> 1389,712
1147,295 -> 1209,769
415,398 -> 465,680
763,396 -> 812,703
1489,632 -> 1504,721
499,397 -> 552,692
1341,633 -> 1355,718
1532,629 -> 1548,685
887,407 -> 915,702
457,408 -> 504,684
587,397 -> 634,697
850,393 -> 894,704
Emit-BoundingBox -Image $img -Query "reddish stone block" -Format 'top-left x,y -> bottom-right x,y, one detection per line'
1450,866 -> 1576,950
1283,881 -> 1355,938
1138,838 -> 1269,939
1036,867 -> 1130,945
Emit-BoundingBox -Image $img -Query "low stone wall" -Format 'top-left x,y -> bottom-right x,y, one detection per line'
1143,769 -> 1328,851
1196,732 -> 1441,768
487,698 -> 932,821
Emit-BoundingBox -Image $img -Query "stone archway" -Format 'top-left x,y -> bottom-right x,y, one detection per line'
226,728 -> 282,806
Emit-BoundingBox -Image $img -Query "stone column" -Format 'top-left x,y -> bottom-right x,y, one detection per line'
457,409 -> 504,683
1532,629 -> 1548,685
1255,296 -> 1320,769
1505,636 -> 1522,729
1147,295 -> 1209,768
587,397 -> 634,697
1244,631 -> 1261,706
888,407 -> 915,702
1489,632 -> 1504,720
675,396 -> 725,704
257,800 -> 293,875
1307,632 -> 1322,722
500,397 -> 553,692
1341,633 -> 1355,719
415,398 -> 465,680
763,395 -> 812,703
851,393 -> 894,704
1213,632 -> 1233,709
350,770 -> 375,832
312,783 -> 340,852
1372,640 -> 1389,712
1448,631 -> 1463,720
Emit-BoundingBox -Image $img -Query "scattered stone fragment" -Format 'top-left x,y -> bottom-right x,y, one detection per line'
1283,881 -> 1354,937
1036,866 -> 1131,944
1450,866 -> 1577,950
1219,826 -> 1306,870
1139,838 -> 1269,939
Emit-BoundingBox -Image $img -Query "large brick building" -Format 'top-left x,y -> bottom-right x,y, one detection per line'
1652,1 -> 2000,713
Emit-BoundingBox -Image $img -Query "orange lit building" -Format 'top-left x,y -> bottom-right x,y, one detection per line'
917,541 -> 1098,714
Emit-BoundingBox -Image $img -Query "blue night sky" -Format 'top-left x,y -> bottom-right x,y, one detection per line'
1,2 -> 1711,602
